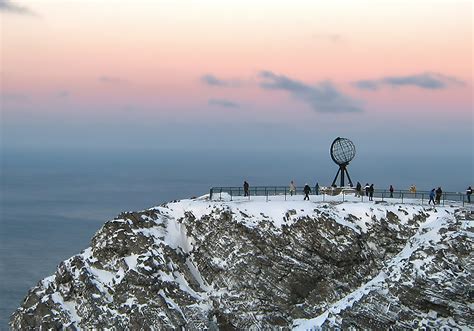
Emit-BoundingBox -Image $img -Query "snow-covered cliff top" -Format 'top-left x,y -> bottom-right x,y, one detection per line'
10,194 -> 473,330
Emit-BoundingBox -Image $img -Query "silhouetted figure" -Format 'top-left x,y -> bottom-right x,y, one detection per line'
303,184 -> 311,200
289,180 -> 296,196
364,183 -> 370,197
243,181 -> 249,197
369,184 -> 374,201
429,188 -> 436,205
389,185 -> 394,198
435,187 -> 442,204
356,182 -> 362,197
467,186 -> 472,203
315,182 -> 319,195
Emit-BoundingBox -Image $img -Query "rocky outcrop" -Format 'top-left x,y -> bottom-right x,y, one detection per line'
10,196 -> 473,330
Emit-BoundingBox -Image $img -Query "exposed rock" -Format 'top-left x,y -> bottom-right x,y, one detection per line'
10,197 -> 473,330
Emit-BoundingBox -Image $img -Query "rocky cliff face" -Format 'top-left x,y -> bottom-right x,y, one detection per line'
10,195 -> 473,330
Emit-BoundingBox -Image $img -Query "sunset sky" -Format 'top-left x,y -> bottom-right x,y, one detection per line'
1,0 -> 472,181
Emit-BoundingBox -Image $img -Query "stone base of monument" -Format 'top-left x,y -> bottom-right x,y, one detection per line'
321,187 -> 356,196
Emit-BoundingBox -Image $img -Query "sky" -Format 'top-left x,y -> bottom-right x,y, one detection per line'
1,0 -> 473,186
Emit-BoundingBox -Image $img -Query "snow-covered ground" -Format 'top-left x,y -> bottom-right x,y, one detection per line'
10,193 -> 473,330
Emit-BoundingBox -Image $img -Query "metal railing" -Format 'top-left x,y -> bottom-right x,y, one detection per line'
209,186 -> 471,206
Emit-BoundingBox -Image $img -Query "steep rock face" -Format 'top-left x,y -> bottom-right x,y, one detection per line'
10,196 -> 473,330
293,209 -> 473,330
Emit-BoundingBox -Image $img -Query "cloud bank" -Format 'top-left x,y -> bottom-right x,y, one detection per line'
208,98 -> 240,108
201,74 -> 240,87
353,72 -> 464,91
259,71 -> 363,113
0,0 -> 35,15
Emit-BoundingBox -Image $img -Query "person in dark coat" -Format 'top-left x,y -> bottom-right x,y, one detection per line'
303,183 -> 311,200
369,184 -> 374,201
467,186 -> 472,203
365,183 -> 370,197
435,187 -> 442,204
389,185 -> 394,198
243,181 -> 250,197
429,188 -> 436,205
356,182 -> 362,197
315,182 -> 319,195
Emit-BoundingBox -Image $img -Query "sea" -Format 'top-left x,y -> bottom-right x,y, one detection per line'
0,147 -> 469,329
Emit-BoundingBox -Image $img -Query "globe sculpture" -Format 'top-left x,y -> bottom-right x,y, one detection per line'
330,137 -> 356,187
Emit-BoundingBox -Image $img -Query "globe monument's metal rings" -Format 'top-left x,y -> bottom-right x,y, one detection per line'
330,137 -> 356,166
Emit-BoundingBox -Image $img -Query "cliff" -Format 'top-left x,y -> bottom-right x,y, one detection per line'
10,195 -> 473,330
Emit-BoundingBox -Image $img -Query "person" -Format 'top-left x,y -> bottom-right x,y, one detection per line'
467,186 -> 472,203
315,182 -> 320,195
356,182 -> 362,197
303,183 -> 311,200
429,188 -> 436,205
364,183 -> 370,197
369,184 -> 374,201
409,184 -> 417,194
435,187 -> 442,204
243,181 -> 250,197
389,185 -> 394,198
289,180 -> 296,196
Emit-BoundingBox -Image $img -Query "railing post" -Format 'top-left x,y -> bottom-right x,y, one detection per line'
401,193 -> 404,203
210,188 -> 213,200
343,191 -> 345,202
421,193 -> 423,205
442,193 -> 445,206
285,189 -> 287,201
219,188 -> 222,200
382,192 -> 384,202
266,189 -> 268,202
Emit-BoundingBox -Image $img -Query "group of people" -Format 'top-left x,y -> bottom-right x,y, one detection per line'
243,180 -> 319,200
361,183 -> 474,205
242,180 -> 473,203
355,182 -> 375,200
289,180 -> 319,200
428,187 -> 444,205
289,181 -> 320,200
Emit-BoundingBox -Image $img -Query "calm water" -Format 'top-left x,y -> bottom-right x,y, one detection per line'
0,147 -> 470,329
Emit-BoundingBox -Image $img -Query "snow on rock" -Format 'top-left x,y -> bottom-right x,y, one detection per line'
10,195 -> 473,330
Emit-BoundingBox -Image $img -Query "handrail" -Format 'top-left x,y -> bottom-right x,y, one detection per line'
209,186 -> 470,206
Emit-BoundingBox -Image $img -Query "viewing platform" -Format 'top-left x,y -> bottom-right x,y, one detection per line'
209,186 -> 472,207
